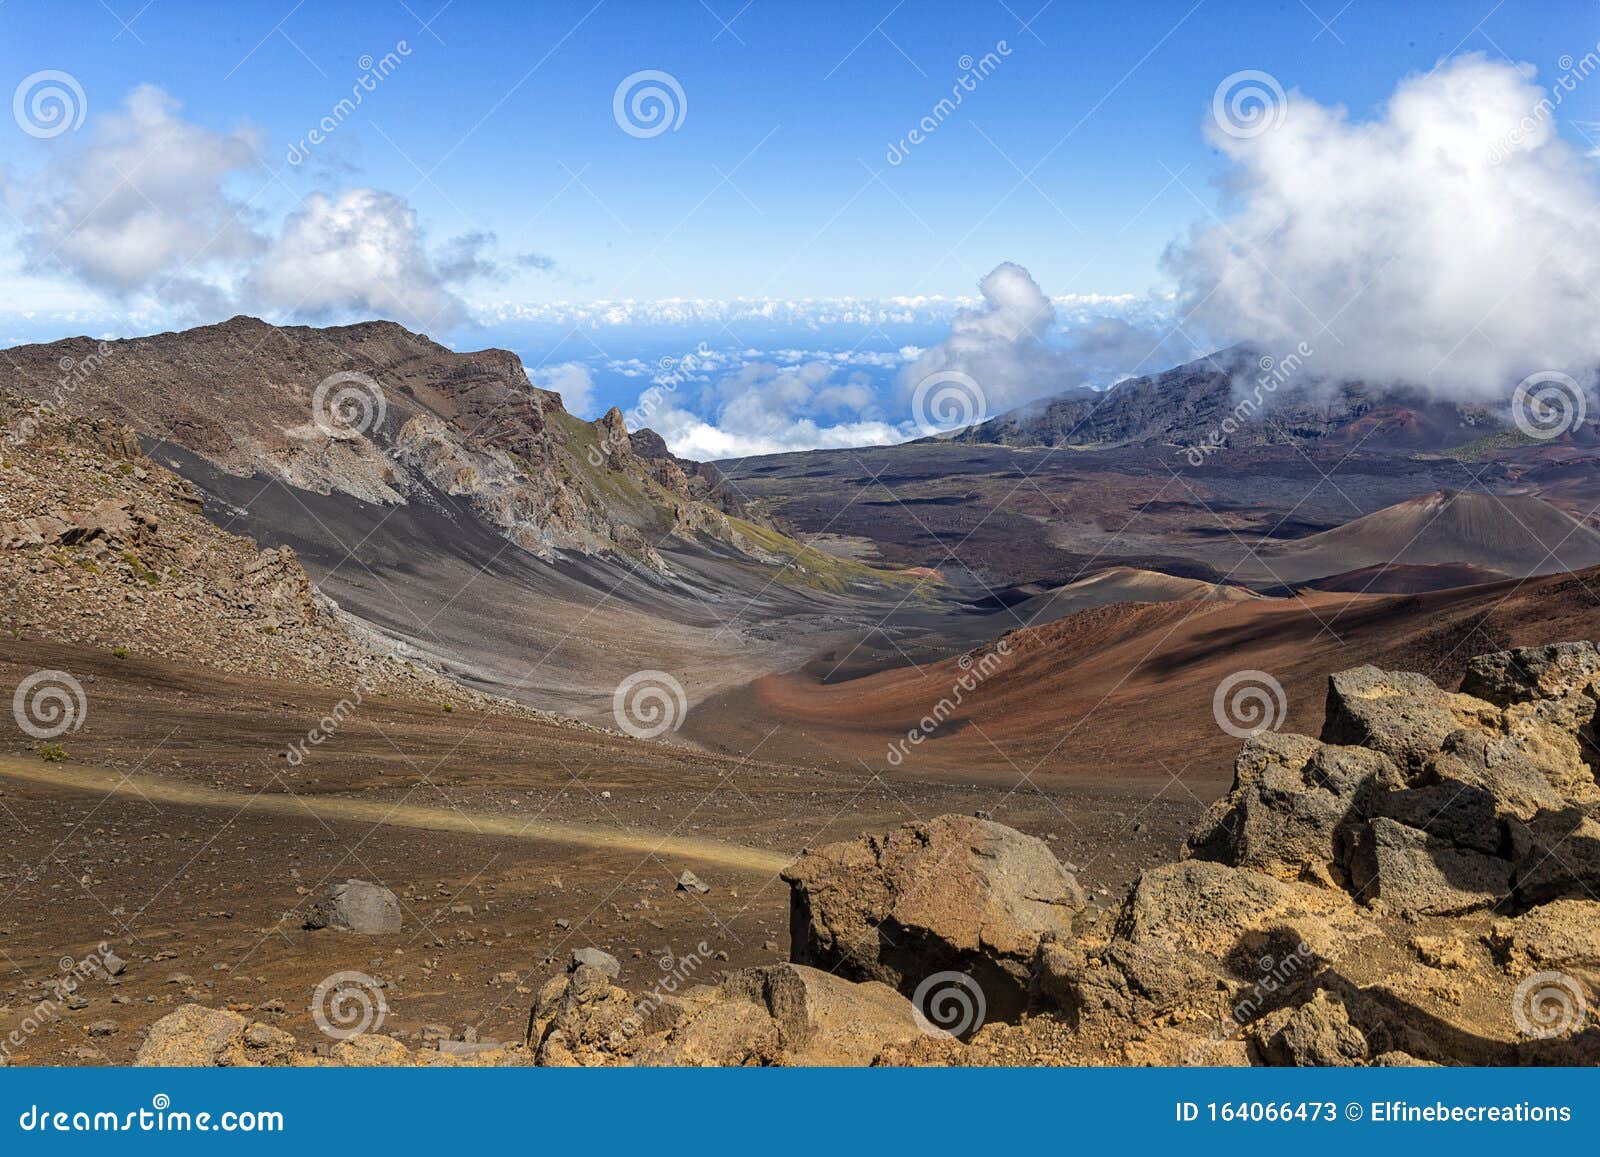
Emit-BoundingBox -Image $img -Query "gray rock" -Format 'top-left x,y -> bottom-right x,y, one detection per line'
1253,990 -> 1370,1066
303,879 -> 402,935
1321,665 -> 1496,770
1187,733 -> 1399,883
675,870 -> 710,894
782,814 -> 1084,1021
1425,730 -> 1563,819
570,947 -> 621,977
1510,808 -> 1600,906
1372,782 -> 1501,855
1461,642 -> 1600,707
1345,817 -> 1512,916
635,963 -> 927,1066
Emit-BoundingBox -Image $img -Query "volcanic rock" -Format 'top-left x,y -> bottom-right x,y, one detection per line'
1462,642 -> 1600,707
781,814 -> 1084,1019
135,1005 -> 297,1067
303,879 -> 402,934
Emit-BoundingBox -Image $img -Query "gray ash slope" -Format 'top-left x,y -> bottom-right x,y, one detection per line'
3,317 -> 932,721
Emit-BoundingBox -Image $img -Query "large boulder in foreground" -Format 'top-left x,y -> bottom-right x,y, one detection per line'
304,879 -> 402,934
1321,665 -> 1498,770
531,961 -> 930,1067
1186,732 -> 1401,885
781,814 -> 1084,1019
639,964 -> 928,1066
1344,816 -> 1512,917
135,1005 -> 297,1067
1462,642 -> 1600,707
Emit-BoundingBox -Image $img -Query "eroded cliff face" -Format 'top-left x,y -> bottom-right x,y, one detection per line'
0,316 -> 778,569
0,386 -> 539,712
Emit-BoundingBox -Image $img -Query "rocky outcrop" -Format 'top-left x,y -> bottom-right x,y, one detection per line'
1186,732 -> 1400,886
781,814 -> 1085,1019
0,389 -> 544,712
528,959 -> 930,1067
0,318 -> 791,570
117,642 -> 1600,1068
135,1005 -> 298,1067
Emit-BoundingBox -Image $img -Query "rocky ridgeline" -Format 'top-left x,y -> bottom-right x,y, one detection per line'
137,643 -> 1600,1066
0,390 -> 537,713
2,318 -> 767,569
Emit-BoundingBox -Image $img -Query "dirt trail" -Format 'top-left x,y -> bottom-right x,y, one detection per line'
0,757 -> 794,875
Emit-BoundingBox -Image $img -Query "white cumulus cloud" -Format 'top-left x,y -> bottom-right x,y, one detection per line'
248,188 -> 469,329
1166,54 -> 1600,396
900,262 -> 1193,427
4,85 -> 504,330
4,85 -> 262,309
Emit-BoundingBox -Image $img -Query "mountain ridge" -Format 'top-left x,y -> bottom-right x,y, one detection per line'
952,345 -> 1509,453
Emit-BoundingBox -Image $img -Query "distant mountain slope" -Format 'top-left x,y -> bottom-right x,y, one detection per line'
0,316 -> 776,567
0,318 -> 924,720
1248,490 -> 1600,582
685,561 -> 1600,779
954,346 -> 1502,452
0,387 -> 521,710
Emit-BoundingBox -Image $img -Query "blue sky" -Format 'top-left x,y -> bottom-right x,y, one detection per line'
3,0 -> 1600,456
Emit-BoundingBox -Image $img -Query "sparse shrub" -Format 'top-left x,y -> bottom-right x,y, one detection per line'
442,702 -> 454,713
261,624 -> 278,635
121,551 -> 160,585
111,646 -> 128,659
37,743 -> 68,763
